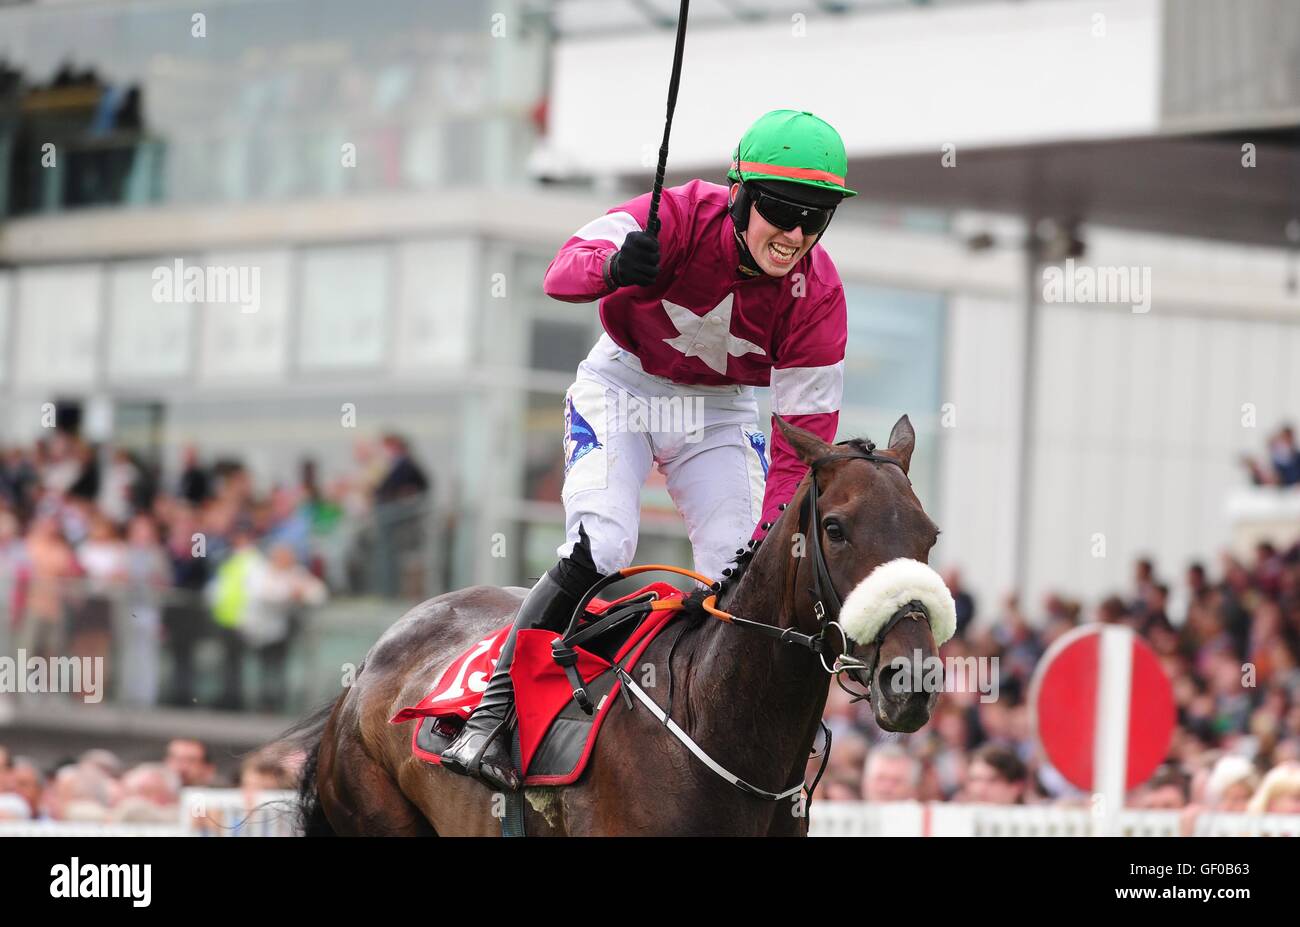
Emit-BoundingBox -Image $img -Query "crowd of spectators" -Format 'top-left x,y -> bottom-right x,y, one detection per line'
817,546 -> 1300,819
0,737 -> 299,825
0,428 -> 431,711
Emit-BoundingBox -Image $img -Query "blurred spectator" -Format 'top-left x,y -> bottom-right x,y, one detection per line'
0,510 -> 28,638
239,748 -> 298,794
20,514 -> 77,660
942,566 -> 976,637
0,447 -> 38,519
79,748 -> 123,780
1131,557 -> 1157,617
6,757 -> 43,818
861,743 -> 919,802
176,444 -> 211,505
1268,426 -> 1300,487
298,458 -> 342,537
813,729 -> 867,802
265,487 -> 311,566
116,762 -> 180,811
1204,754 -> 1258,812
374,433 -> 429,504
161,504 -> 210,707
1135,764 -> 1190,810
371,433 -> 431,598
98,447 -> 141,525
164,738 -> 216,788
207,520 -> 265,711
243,543 -> 328,711
964,743 -> 1027,804
1240,424 -> 1300,486
121,514 -> 170,705
45,762 -> 115,821
1246,762 -> 1300,814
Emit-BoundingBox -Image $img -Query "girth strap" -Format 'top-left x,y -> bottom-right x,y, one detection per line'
552,595 -> 657,715
611,666 -> 805,802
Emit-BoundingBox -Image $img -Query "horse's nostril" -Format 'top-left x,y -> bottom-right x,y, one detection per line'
877,661 -> 902,696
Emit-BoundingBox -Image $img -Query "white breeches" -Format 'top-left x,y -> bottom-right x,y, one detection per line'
558,335 -> 769,583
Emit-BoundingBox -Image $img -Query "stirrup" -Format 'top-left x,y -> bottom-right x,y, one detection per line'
466,706 -> 515,777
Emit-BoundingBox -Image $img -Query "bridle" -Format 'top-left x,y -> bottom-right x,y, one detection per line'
796,441 -> 929,700
553,440 -> 933,804
701,439 -> 929,701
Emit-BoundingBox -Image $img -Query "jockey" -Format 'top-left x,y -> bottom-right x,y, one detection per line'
441,109 -> 855,790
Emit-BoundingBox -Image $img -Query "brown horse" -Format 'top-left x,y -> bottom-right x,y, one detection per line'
296,415 -> 945,836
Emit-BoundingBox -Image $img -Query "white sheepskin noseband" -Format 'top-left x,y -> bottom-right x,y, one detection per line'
838,558 -> 956,647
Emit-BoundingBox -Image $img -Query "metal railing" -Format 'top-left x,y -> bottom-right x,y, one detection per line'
0,575 -> 323,713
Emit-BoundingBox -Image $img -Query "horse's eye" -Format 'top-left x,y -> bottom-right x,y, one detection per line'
824,519 -> 845,543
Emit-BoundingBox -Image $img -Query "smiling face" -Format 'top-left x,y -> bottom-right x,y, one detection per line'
731,182 -> 820,276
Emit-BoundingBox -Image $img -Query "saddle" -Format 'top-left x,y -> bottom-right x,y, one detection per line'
391,581 -> 688,786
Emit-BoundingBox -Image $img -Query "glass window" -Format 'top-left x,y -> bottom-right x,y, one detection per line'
198,249 -> 292,382
0,0 -> 543,214
521,520 -> 565,587
529,318 -> 593,374
520,250 -> 601,373
843,284 -> 945,416
840,283 -> 946,504
15,264 -> 102,387
394,238 -> 476,373
107,260 -> 193,381
297,244 -> 389,371
524,391 -> 566,504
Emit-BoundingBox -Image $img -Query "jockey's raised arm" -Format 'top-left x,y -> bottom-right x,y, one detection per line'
542,188 -> 677,303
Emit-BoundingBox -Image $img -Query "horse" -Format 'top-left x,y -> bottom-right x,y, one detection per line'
296,414 -> 946,836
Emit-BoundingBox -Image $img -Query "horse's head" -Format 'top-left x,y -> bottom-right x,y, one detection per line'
775,415 -> 955,733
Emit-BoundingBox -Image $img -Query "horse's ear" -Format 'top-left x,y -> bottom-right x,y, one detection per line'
886,414 -> 915,474
774,415 -> 832,465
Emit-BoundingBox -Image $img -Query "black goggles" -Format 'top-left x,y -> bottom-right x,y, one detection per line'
749,186 -> 837,236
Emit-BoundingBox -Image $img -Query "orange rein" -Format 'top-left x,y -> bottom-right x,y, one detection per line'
618,564 -> 736,623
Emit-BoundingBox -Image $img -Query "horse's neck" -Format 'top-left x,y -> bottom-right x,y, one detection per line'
680,533 -> 830,785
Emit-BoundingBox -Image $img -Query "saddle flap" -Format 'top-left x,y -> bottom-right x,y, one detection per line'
398,581 -> 688,787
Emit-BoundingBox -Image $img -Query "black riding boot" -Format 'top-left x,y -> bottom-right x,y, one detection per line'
439,571 -> 585,791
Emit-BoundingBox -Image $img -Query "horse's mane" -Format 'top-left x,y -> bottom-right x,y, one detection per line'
680,434 -> 876,618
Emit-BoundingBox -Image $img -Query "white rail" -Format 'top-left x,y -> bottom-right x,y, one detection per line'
809,802 -> 1300,837
4,795 -> 1298,836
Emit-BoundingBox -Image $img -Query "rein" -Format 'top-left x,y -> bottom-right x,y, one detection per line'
703,440 -> 918,695
554,442 -> 930,806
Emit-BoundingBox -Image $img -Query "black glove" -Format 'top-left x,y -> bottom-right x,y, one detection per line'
605,230 -> 660,289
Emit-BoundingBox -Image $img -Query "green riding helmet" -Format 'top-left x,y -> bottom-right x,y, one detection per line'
727,109 -> 857,199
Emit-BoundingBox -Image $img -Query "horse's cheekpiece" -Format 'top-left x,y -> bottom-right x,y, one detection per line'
393,581 -> 686,787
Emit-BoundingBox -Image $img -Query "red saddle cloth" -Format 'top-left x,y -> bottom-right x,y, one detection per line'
390,581 -> 685,785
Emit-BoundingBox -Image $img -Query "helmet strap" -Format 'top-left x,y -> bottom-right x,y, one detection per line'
728,180 -> 763,277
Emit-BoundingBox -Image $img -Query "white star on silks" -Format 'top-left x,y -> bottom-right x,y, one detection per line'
660,293 -> 765,375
